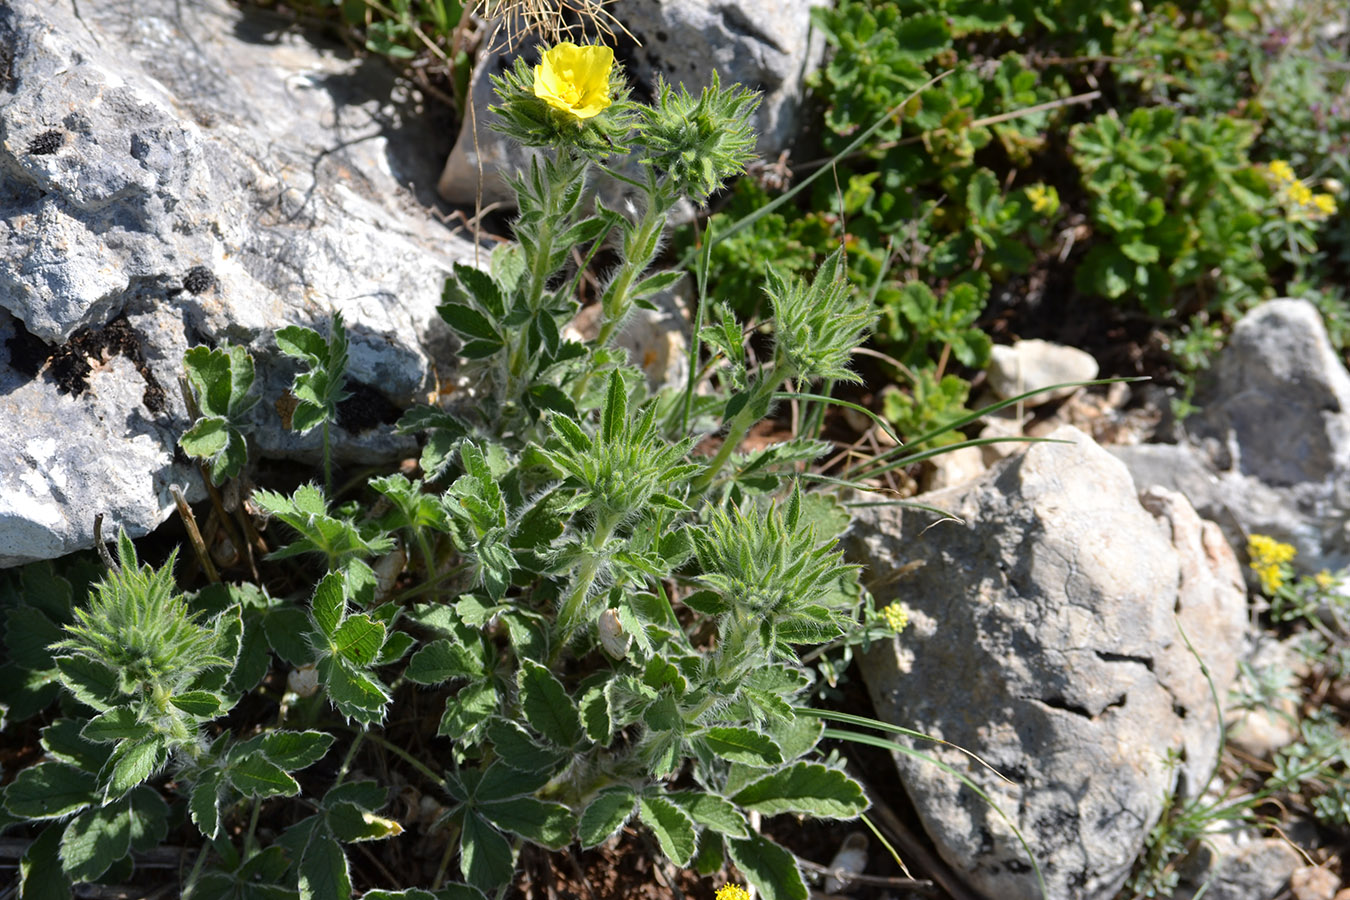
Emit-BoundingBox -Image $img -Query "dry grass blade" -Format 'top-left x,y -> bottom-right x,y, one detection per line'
483,0 -> 636,53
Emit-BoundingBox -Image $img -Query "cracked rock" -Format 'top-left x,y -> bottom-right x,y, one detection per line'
847,426 -> 1248,900
0,0 -> 479,566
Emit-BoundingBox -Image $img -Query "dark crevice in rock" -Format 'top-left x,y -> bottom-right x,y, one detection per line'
1034,693 -> 1127,719
5,315 -> 168,414
337,381 -> 401,434
1095,650 -> 1155,671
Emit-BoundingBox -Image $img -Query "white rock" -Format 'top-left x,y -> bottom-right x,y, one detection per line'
987,339 -> 1099,406
848,426 -> 1248,900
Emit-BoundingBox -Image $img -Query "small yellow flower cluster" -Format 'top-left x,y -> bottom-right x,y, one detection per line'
1248,533 -> 1297,595
716,885 -> 752,900
881,601 -> 910,634
1026,183 -> 1058,216
1314,570 -> 1336,590
1266,160 -> 1339,220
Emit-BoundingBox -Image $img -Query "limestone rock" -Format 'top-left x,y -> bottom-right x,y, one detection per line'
1174,834 -> 1304,900
987,339 -> 1099,406
0,0 -> 479,567
848,426 -> 1248,900
437,0 -> 826,207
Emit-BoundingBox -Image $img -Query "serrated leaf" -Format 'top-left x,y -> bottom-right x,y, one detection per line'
578,788 -> 636,848
702,727 -> 784,767
275,326 -> 328,363
484,719 -> 567,774
191,769 -> 224,838
319,656 -> 390,726
329,802 -> 404,842
298,831 -> 350,900
311,571 -> 346,639
180,416 -> 230,459
258,730 -> 335,771
59,796 -> 133,882
104,736 -> 166,799
638,795 -> 696,866
438,681 -> 497,736
730,762 -> 867,819
263,606 -> 316,665
518,660 -> 582,748
580,683 -> 612,744
4,762 -> 97,820
480,796 -> 575,849
460,813 -> 515,893
229,754 -> 301,798
667,791 -> 748,838
5,605 -> 62,670
727,833 -> 807,900
600,370 -> 626,445
82,708 -> 152,743
20,824 -> 71,900
42,719 -> 107,772
406,639 -> 481,685
54,654 -> 119,711
439,303 -> 501,342
170,691 -> 223,717
333,614 -> 385,665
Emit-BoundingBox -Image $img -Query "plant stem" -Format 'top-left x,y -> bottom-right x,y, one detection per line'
551,514 -> 618,661
322,417 -> 333,499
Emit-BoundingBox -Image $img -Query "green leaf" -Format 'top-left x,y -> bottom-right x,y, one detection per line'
332,614 -> 385,665
727,833 -> 807,900
190,769 -> 224,838
262,606 -> 316,665
578,788 -> 635,848
311,571 -> 346,639
460,813 -> 515,893
730,762 -> 867,819
5,762 -> 97,820
54,655 -> 119,711
328,802 -> 404,842
229,754 -> 301,798
19,824 -> 71,900
179,416 -> 229,459
275,326 -> 328,363
701,727 -> 784,767
438,681 -> 497,736
59,797 -> 134,882
667,791 -> 748,838
638,794 -> 696,866
484,719 -> 567,775
600,369 -> 627,445
518,660 -> 582,748
580,683 -> 612,744
319,657 -> 390,725
104,736 -> 166,799
257,730 -> 335,771
82,708 -> 151,743
440,303 -> 501,343
298,832 -> 350,900
42,719 -> 105,772
406,639 -> 480,685
480,796 -> 576,849
170,691 -> 223,717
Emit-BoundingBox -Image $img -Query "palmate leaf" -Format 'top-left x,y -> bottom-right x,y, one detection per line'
58,786 -> 167,884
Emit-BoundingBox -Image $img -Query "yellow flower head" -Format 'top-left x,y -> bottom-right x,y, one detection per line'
1267,160 -> 1296,183
1314,570 -> 1336,590
1248,534 -> 1296,594
1311,193 -> 1337,217
881,602 -> 910,634
533,42 -> 614,120
716,886 -> 751,900
1026,183 -> 1059,216
1288,180 -> 1314,207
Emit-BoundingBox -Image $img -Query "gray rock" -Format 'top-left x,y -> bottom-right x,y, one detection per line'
1183,299 -> 1350,573
437,0 -> 826,207
0,0 -> 480,567
986,339 -> 1100,407
1173,833 -> 1304,900
848,426 -> 1247,900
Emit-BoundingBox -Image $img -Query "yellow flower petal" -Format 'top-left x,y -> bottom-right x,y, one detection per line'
533,42 -> 614,120
1268,160 -> 1295,183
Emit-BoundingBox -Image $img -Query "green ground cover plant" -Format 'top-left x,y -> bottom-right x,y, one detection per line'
1,38 -> 1018,900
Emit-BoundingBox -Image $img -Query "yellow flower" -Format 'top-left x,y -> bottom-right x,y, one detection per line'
1248,534 -> 1296,594
1311,193 -> 1337,216
1314,570 -> 1336,590
881,602 -> 910,634
1026,184 -> 1058,215
1288,180 -> 1313,207
1268,160 -> 1296,183
716,886 -> 751,900
533,42 -> 614,120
